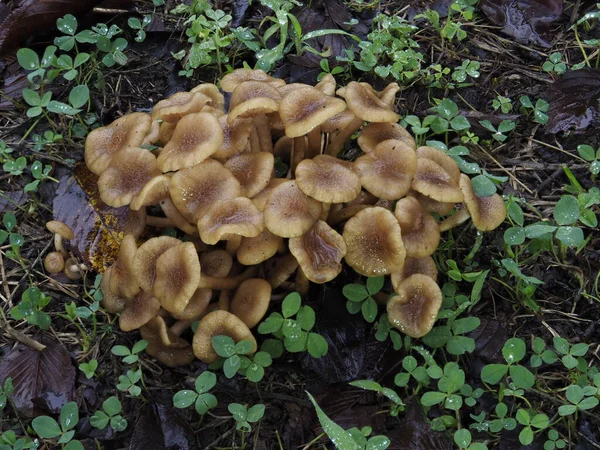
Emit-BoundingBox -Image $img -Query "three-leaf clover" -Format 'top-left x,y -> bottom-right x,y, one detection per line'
516,409 -> 549,445
228,403 -> 265,432
173,371 -> 218,415
343,276 -> 383,322
558,385 -> 599,416
481,338 -> 535,390
32,402 -> 84,450
116,369 -> 142,397
90,396 -> 128,432
111,340 -> 148,364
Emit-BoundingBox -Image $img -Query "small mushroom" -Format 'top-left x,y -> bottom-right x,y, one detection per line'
224,153 -> 275,198
132,236 -> 181,292
46,220 -> 74,256
295,155 -> 361,204
411,158 -> 463,203
394,196 -> 440,258
459,174 -> 507,231
108,234 -> 140,299
119,291 -> 161,332
44,252 -> 65,274
357,122 -> 416,154
230,278 -> 272,328
64,258 -> 87,280
391,256 -> 438,291
237,229 -> 283,266
151,91 -> 211,123
140,316 -> 195,367
197,197 -> 264,245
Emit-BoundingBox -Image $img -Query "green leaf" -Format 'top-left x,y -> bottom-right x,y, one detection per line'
366,435 -> 391,450
32,416 -> 62,438
90,411 -> 110,429
195,393 -> 217,414
422,326 -> 452,348
555,227 -> 584,247
366,276 -> 384,295
296,306 -> 315,331
69,85 -> 89,109
260,338 -> 283,358
245,363 -> 265,382
471,175 -> 497,196
63,441 -> 84,450
558,404 -> 577,416
111,345 -> 131,356
306,392 -> 359,450
451,317 -> 480,335
228,403 -> 247,422
454,429 -> 472,448
577,144 -> 596,161
446,336 -> 476,355
350,380 -> 382,391
481,364 -> 508,384
235,339 -> 254,355
361,297 -> 378,323
223,355 -> 241,378
307,333 -> 328,358
246,404 -> 265,422
195,370 -> 217,393
578,396 -> 599,410
47,101 -> 81,115
17,48 -> 40,70
282,292 -> 302,318
420,391 -> 446,406
502,338 -> 526,364
553,337 -> 570,354
554,196 -> 580,225
212,335 -> 236,357
22,89 -> 41,106
566,385 -> 584,404
110,415 -> 128,432
102,396 -> 122,416
60,402 -> 79,431
343,284 -> 369,302
531,413 -> 549,429
57,14 -> 77,35
519,427 -> 534,446
570,343 -> 589,357
509,365 -> 535,389
131,340 -> 148,354
253,351 -> 272,368
504,227 -> 525,246
258,313 -> 284,334
524,223 -> 557,238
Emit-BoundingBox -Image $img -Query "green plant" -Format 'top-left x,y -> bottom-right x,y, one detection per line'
453,429 -> 488,450
479,119 -> 516,143
258,292 -> 328,357
451,59 -> 481,84
111,340 -> 148,364
425,98 -> 471,135
318,58 -> 346,81
492,95 -> 513,113
90,396 -> 127,432
544,429 -> 567,450
116,369 -> 143,397
128,15 -> 152,42
519,96 -> 549,125
542,52 -> 567,75
32,130 -> 63,150
577,144 -> 600,179
481,338 -> 535,390
516,409 -> 549,445
173,371 -> 218,415
342,276 -> 383,322
78,359 -> 98,379
558,384 -> 598,416
350,379 -> 405,416
0,378 -> 13,413
31,401 -> 84,450
0,212 -> 25,262
0,431 -> 35,450
228,403 -> 265,432
9,286 -> 51,330
420,362 -> 467,411
210,336 -> 272,382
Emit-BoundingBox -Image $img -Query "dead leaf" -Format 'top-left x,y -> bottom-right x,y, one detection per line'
546,69 -> 600,133
480,0 -> 563,47
0,336 -> 76,417
0,190 -> 27,213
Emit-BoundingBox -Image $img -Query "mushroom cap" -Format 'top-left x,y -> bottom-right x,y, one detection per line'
224,152 -> 275,198
220,68 -> 284,92
153,242 -> 201,315
279,86 -> 346,138
321,109 -> 356,134
228,81 -> 282,121
64,258 -> 83,280
236,229 -> 283,265
411,158 -> 464,203
132,236 -> 181,292
342,206 -> 406,276
289,220 -> 347,283
170,159 -> 241,223
200,250 -> 233,278
192,310 -> 257,363
212,115 -> 254,160
416,146 -> 461,184
410,191 -> 456,216
84,112 -> 152,175
157,112 -> 224,172
130,174 -> 171,211
44,252 -> 65,274
315,74 -> 337,96
387,274 -> 443,338
357,122 -> 416,153
264,254 -> 299,289
198,197 -> 265,245
98,147 -> 161,208
171,288 -> 212,321
342,81 -> 400,122
100,267 -> 126,313
391,256 -> 438,291
230,278 -> 272,328
373,82 -> 400,107
119,290 -> 161,332
108,234 -> 140,299
354,139 -> 417,200
264,180 -> 323,238
151,91 -> 211,123
295,155 -> 361,204
459,174 -> 507,231
190,83 -> 225,110
251,178 -> 288,211
46,220 -> 75,239
158,121 -> 177,146
123,208 -> 147,239
394,196 -> 440,258
140,316 -> 195,367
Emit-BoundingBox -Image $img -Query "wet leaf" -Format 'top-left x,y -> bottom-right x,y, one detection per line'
0,336 -> 75,417
480,0 -> 562,47
386,400 -> 453,449
129,400 -> 195,450
307,392 -> 359,450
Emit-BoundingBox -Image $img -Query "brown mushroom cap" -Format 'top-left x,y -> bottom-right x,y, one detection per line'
237,229 -> 283,266
100,267 -> 126,313
170,159 -> 241,223
192,310 -> 257,363
411,158 -> 464,203
279,86 -> 346,138
295,155 -> 362,204
153,242 -> 201,315
315,74 -> 337,96
140,316 -> 195,367
357,122 -> 416,153
391,256 -> 438,291
157,112 -> 224,172
190,83 -> 225,110
387,274 -> 443,338
130,175 -> 171,211
44,252 -> 65,274
230,278 -> 272,328
46,220 -> 74,240
342,81 -> 400,122
459,174 -> 507,231
289,220 -> 347,283
264,180 -> 323,238
416,146 -> 461,184
119,291 -> 161,332
228,81 -> 282,121
108,234 -> 140,299
224,153 -> 275,198
251,178 -> 288,211
220,68 -> 283,92
151,91 -> 211,123
171,288 -> 212,321
132,236 -> 181,292
212,115 -> 254,160
63,258 -> 84,280
354,139 -> 417,200
200,250 -> 233,278
411,191 -> 456,216
342,206 -> 406,276
394,196 -> 440,258
264,254 -> 299,289
84,113 -> 152,176
98,147 -> 161,208
198,197 -> 264,245
321,109 -> 357,134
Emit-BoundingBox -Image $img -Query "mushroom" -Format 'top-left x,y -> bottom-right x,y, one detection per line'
459,174 -> 507,231
394,196 -> 440,258
387,274 -> 443,338
391,256 -> 438,291
119,290 -> 161,332
220,68 -> 284,92
46,220 -> 74,256
224,153 -> 275,198
151,91 -> 211,123
197,197 -> 264,245
212,115 -> 254,161
229,278 -> 272,328
44,252 -> 65,274
108,234 -> 140,299
100,267 -> 126,313
132,236 -> 181,292
411,158 -> 464,203
140,316 -> 195,367
357,122 -> 416,153
295,155 -> 361,204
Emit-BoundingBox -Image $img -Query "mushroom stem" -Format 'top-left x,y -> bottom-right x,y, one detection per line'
160,199 -> 197,235
254,114 -> 273,153
218,290 -> 231,311
291,136 -> 306,175
439,208 -> 470,232
146,215 -> 175,228
225,235 -> 242,255
327,204 -> 371,226
249,125 -> 261,152
325,116 -> 363,157
319,203 -> 331,221
305,127 -> 322,158
54,234 -> 66,255
197,266 -> 258,289
170,319 -> 195,337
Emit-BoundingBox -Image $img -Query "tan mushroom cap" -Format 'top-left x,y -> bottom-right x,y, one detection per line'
220,68 -> 284,92
85,112 -> 152,176
132,236 -> 181,292
151,91 -> 210,123
157,112 -> 224,172
153,242 -> 201,315
158,121 -> 177,146
279,86 -> 346,138
394,196 -> 440,258
354,139 -> 417,200
190,83 -> 225,110
416,146 -> 461,184
391,256 -> 438,291
264,254 -> 299,289
200,250 -> 233,278
98,147 -> 161,208
342,81 -> 400,122
170,159 -> 241,223
193,310 -> 257,363
224,153 -> 275,198
321,109 -> 356,134
230,278 -> 272,328
459,174 -> 507,231
411,191 -> 456,216
295,155 -> 361,204
264,180 -> 323,238
46,221 -> 74,239
357,122 -> 416,153
373,82 -> 401,107
108,234 -> 140,299
289,220 -> 347,283
251,178 -> 287,211
212,115 -> 254,160
387,274 -> 443,338
411,158 -> 464,203
119,290 -> 161,332
198,197 -> 264,245
228,81 -> 282,122
44,252 -> 65,274
100,267 -> 126,313
64,258 -> 84,280
237,229 -> 283,265
315,74 -> 337,96
171,288 -> 212,321
342,206 -> 406,276
140,316 -> 195,367
130,174 -> 171,211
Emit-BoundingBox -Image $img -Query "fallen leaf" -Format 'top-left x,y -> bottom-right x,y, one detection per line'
0,336 -> 76,417
0,190 -> 27,213
546,69 -> 600,133
480,0 -> 563,48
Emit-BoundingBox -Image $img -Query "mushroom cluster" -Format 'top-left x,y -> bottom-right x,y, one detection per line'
83,69 -> 506,366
